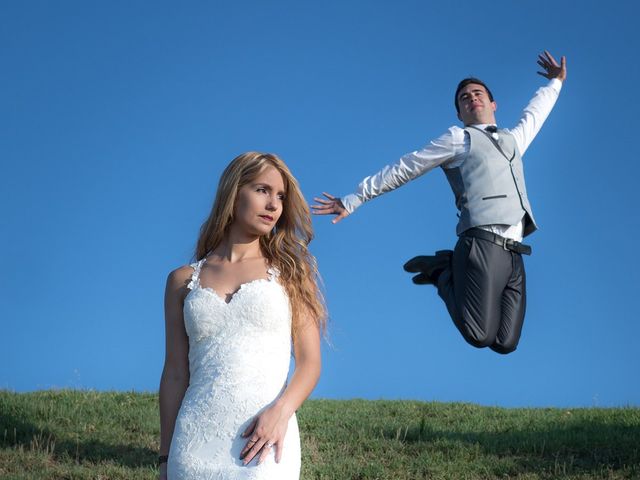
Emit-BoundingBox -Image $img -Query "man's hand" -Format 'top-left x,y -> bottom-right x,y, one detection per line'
311,192 -> 350,224
537,50 -> 567,82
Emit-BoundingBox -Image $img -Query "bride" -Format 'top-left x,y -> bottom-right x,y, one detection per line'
158,152 -> 325,479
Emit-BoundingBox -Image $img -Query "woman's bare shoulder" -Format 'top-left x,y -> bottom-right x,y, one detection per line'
166,264 -> 196,291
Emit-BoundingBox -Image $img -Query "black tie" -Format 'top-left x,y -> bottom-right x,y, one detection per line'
485,125 -> 498,133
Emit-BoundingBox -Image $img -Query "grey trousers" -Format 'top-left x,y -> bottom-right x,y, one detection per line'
436,235 -> 526,354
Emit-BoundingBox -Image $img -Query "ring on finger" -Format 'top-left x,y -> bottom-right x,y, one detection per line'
266,442 -> 274,448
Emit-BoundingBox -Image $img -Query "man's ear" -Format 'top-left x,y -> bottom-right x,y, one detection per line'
491,101 -> 497,113
457,112 -> 462,122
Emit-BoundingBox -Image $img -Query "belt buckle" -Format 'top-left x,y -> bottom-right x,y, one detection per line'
502,237 -> 514,252
501,237 -> 509,251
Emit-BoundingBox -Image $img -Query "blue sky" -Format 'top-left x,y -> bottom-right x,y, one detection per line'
2,1 -> 638,408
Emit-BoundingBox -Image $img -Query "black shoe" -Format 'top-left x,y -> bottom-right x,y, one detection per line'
403,250 -> 452,285
410,272 -> 435,285
403,250 -> 452,273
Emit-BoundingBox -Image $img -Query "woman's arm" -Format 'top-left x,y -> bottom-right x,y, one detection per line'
158,267 -> 191,478
239,315 -> 321,465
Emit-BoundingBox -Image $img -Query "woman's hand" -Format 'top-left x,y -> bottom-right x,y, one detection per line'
239,403 -> 291,465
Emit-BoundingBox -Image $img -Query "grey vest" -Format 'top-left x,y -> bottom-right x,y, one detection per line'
443,126 -> 537,237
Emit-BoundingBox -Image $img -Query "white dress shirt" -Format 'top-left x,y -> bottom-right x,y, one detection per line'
341,79 -> 563,242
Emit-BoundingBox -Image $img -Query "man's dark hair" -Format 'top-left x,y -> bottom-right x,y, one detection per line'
454,77 -> 494,113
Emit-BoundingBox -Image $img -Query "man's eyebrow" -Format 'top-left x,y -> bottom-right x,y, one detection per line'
459,88 -> 485,98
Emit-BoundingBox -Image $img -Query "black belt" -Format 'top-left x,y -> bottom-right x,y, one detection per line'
461,228 -> 532,255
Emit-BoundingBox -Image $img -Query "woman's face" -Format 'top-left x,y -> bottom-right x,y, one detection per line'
233,165 -> 286,237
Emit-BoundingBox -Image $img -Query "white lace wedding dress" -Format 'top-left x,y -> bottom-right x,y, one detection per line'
167,259 -> 300,479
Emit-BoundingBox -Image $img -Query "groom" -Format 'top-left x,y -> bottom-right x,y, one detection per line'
313,51 -> 567,354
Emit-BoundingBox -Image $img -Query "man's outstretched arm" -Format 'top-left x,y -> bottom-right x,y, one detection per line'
311,130 -> 457,224
510,50 -> 567,155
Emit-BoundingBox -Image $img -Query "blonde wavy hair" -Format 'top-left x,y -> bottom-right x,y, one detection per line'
195,152 -> 326,337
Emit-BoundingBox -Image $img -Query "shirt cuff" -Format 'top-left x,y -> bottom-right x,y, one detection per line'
341,194 -> 363,214
548,78 -> 562,93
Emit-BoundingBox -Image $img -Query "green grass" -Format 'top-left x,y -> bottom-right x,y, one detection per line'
1,390 -> 638,479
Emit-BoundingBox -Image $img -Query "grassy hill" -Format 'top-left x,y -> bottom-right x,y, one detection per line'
1,390 -> 638,479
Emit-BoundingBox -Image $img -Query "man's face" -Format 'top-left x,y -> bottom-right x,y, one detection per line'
456,83 -> 497,126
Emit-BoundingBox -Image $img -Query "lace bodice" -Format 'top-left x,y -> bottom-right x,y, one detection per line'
168,259 -> 300,479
